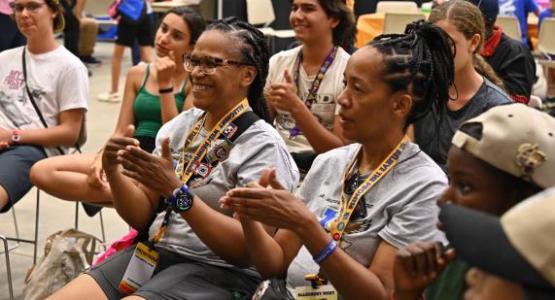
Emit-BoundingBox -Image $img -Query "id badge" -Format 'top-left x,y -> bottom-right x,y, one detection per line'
295,284 -> 338,300
118,242 -> 160,294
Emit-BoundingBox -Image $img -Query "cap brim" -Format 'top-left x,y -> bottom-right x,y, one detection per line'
439,204 -> 552,289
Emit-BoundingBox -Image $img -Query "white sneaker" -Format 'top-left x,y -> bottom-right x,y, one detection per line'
97,92 -> 121,103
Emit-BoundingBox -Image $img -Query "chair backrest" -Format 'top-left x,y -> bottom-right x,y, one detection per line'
245,0 -> 275,26
538,17 -> 555,55
496,16 -> 522,42
383,12 -> 426,34
376,1 -> 419,13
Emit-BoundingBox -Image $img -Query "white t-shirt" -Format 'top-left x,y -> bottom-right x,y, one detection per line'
287,143 -> 447,289
265,46 -> 350,153
0,45 -> 89,155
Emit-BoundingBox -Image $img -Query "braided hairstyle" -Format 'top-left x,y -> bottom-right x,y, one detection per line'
371,20 -> 455,125
428,0 -> 506,91
206,18 -> 271,123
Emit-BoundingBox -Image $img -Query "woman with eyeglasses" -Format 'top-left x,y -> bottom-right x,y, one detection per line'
265,0 -> 355,173
220,21 -> 452,299
30,7 -> 205,207
0,0 -> 87,213
49,18 -> 299,300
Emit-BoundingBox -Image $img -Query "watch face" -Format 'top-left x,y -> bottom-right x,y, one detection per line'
174,190 -> 193,212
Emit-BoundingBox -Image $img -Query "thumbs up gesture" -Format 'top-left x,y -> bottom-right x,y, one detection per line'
267,70 -> 304,116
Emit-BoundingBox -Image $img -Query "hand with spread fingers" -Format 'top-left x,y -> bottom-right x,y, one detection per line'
155,50 -> 177,90
117,134 -> 181,198
220,168 -> 315,231
393,241 -> 457,300
267,70 -> 305,116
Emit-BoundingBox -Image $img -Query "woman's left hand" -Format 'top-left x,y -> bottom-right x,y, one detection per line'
219,169 -> 315,231
267,70 -> 305,116
118,137 -> 181,197
0,128 -> 12,150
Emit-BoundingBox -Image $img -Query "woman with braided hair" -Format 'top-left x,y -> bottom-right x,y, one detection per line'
49,18 -> 299,300
220,20 -> 453,300
413,0 -> 512,172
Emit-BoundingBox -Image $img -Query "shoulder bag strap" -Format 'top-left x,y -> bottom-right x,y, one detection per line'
22,47 -> 66,154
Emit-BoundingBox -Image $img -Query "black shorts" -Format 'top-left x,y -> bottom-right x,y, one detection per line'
0,145 -> 47,213
87,245 -> 261,299
115,15 -> 155,47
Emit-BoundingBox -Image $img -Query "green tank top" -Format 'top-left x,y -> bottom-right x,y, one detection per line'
133,64 -> 186,139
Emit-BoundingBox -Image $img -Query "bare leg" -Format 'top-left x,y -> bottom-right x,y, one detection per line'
547,67 -> 555,99
0,185 -> 9,212
111,44 -> 126,93
122,296 -> 147,300
46,274 -> 108,300
139,46 -> 153,64
30,153 -> 113,204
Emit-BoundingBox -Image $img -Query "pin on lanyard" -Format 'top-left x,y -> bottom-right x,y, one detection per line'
329,136 -> 410,243
151,98 -> 250,244
289,46 -> 338,138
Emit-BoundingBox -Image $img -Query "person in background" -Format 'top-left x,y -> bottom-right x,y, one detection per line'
0,0 -> 88,213
0,0 -> 26,51
441,187 -> 555,299
394,103 -> 553,300
31,7 -> 205,206
265,0 -> 355,173
221,20 -> 453,300
413,0 -> 512,171
98,0 -> 154,103
468,0 -> 537,104
498,0 -> 541,47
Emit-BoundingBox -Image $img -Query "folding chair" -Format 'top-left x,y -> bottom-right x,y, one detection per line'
496,16 -> 522,42
245,0 -> 295,52
376,1 -> 419,13
383,12 -> 426,34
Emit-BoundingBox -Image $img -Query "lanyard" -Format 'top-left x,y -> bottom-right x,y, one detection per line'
151,98 -> 250,244
328,136 -> 409,242
289,47 -> 338,138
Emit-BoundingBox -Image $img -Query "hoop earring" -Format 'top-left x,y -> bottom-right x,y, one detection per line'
448,83 -> 459,101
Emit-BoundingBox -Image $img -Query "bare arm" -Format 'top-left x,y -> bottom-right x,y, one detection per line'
2,108 -> 85,147
154,53 -> 181,123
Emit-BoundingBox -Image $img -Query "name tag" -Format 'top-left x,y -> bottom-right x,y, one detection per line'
295,284 -> 338,300
119,242 -> 160,294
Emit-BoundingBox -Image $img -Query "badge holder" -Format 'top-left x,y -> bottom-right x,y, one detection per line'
294,274 -> 338,300
118,240 -> 160,294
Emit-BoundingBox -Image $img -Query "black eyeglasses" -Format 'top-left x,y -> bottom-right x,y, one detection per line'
184,55 -> 253,75
10,1 -> 46,14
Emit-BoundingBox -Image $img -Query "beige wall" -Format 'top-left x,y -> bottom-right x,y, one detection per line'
84,0 -> 215,20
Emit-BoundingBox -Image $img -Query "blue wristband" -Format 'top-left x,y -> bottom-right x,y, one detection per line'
313,240 -> 337,264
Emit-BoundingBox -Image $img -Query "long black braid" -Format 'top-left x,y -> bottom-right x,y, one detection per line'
371,20 -> 455,124
207,18 -> 272,123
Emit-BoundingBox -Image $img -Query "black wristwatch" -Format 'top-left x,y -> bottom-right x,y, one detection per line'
166,184 -> 194,213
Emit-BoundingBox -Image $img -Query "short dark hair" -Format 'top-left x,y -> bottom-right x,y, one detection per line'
316,0 -> 357,49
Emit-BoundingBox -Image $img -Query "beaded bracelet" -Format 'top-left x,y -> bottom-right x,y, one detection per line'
313,240 -> 337,264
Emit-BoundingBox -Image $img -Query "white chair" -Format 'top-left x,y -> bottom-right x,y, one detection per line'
537,18 -> 555,67
383,12 -> 426,34
376,1 -> 419,13
496,16 -> 522,41
245,0 -> 295,51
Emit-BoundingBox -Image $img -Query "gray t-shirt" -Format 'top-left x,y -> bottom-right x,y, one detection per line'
287,143 -> 447,288
148,108 -> 300,276
414,78 -> 511,171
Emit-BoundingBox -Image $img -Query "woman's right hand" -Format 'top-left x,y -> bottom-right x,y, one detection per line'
102,125 -> 140,174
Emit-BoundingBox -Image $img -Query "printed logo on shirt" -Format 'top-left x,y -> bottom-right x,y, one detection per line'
3,70 -> 24,90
